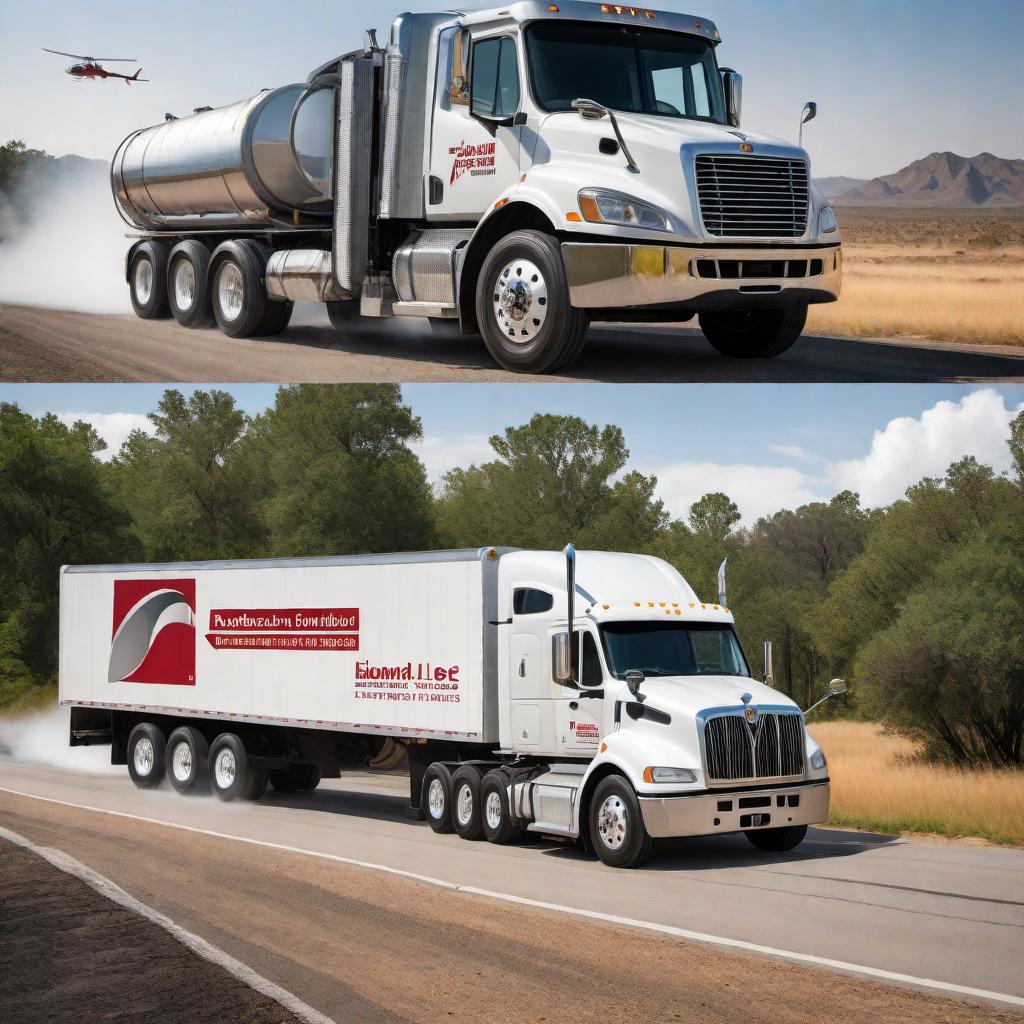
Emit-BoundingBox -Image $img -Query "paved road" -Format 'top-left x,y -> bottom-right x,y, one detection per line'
2,304 -> 1023,382
1,759 -> 1021,1021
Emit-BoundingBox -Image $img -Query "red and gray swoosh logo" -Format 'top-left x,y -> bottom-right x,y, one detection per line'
109,587 -> 196,685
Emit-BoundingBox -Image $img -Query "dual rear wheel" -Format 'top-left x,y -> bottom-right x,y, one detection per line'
422,764 -> 524,845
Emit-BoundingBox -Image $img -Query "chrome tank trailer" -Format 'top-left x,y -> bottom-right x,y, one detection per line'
112,84 -> 336,231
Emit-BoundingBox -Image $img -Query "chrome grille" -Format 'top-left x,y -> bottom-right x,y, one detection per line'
696,154 -> 809,238
704,712 -> 805,782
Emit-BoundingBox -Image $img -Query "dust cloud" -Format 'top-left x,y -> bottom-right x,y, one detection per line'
0,161 -> 130,314
0,705 -> 117,774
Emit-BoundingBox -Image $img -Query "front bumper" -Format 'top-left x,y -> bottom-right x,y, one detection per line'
562,242 -> 842,312
639,780 -> 830,839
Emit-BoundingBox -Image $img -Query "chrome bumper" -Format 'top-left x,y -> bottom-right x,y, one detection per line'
561,242 -> 842,311
639,780 -> 830,839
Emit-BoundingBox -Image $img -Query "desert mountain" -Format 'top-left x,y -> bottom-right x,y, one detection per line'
836,152 -> 1024,206
815,176 -> 869,200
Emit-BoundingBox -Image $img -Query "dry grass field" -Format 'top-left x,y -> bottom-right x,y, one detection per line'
813,720 -> 1024,846
806,207 -> 1024,347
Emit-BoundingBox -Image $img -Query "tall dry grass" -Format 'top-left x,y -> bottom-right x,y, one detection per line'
811,720 -> 1024,846
805,207 -> 1024,347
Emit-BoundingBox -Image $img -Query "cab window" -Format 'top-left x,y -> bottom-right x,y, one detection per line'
552,630 -> 604,687
514,588 -> 554,615
472,38 -> 520,118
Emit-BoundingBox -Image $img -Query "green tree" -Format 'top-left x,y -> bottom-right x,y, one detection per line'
856,533 -> 1024,765
436,413 -> 667,551
253,385 -> 434,555
0,404 -> 136,696
112,389 -> 265,560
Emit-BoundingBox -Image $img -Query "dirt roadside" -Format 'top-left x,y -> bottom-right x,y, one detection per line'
1,790 -> 1020,1024
0,835 -> 304,1024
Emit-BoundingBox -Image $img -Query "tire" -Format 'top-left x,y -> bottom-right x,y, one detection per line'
269,763 -> 321,793
476,230 -> 590,374
480,770 -> 523,845
209,733 -> 267,802
745,824 -> 808,852
450,765 -> 485,840
210,240 -> 291,339
588,775 -> 654,869
167,240 -> 213,328
126,722 -> 165,790
166,725 -> 210,796
422,763 -> 455,834
698,305 -> 807,359
129,242 -> 171,320
326,300 -> 361,330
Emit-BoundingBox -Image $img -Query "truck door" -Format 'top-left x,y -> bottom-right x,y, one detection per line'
507,587 -> 556,750
429,29 -> 523,219
554,629 -> 604,755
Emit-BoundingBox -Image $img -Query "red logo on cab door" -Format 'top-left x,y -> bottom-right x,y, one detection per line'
109,579 -> 196,686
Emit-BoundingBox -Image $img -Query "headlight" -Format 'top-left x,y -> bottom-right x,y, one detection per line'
810,750 -> 827,771
578,189 -> 670,231
643,767 -> 698,784
819,206 -> 838,234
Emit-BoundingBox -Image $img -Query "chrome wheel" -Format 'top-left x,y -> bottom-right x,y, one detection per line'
217,262 -> 244,322
173,259 -> 196,312
171,741 -> 193,783
134,258 -> 153,305
485,790 -> 502,831
214,748 -> 236,790
133,736 -> 155,777
455,781 -> 474,827
492,258 -> 548,344
427,778 -> 446,820
597,794 -> 628,850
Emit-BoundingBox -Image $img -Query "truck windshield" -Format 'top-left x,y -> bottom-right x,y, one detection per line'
601,622 -> 750,679
525,21 -> 726,124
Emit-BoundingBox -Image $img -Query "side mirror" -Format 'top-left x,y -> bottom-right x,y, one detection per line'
799,101 -> 817,147
572,98 -> 608,121
554,632 -> 573,685
804,677 -> 847,717
450,29 -> 471,106
763,640 -> 775,687
720,68 -> 742,128
625,669 -> 645,701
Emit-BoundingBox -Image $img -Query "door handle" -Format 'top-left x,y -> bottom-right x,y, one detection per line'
569,701 -> 579,711
519,657 -> 527,677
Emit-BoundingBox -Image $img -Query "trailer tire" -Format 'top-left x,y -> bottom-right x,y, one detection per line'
481,770 -> 523,845
167,241 -> 213,328
166,726 -> 210,796
745,824 -> 807,852
698,305 -> 807,359
450,765 -> 485,840
422,763 -> 455,834
210,240 -> 278,339
129,242 -> 171,320
476,230 -> 589,374
126,722 -> 166,790
210,732 -> 265,802
589,775 -> 654,869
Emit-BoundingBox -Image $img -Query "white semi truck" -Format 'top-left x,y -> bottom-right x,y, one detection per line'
60,546 -> 842,868
113,2 -> 842,374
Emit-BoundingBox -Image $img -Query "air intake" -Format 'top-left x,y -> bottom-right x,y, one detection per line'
696,154 -> 810,239
703,712 -> 805,782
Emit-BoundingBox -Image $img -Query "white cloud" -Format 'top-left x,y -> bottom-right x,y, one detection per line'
412,433 -> 494,482
652,462 -> 818,527
828,389 -> 1023,506
768,443 -> 821,462
56,412 -> 153,461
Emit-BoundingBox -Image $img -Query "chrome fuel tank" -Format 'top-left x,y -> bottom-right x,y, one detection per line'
112,84 -> 336,231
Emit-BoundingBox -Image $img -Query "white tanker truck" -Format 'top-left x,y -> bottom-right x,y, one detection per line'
113,2 -> 842,373
61,546 -> 844,869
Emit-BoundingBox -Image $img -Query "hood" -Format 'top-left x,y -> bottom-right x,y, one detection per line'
618,674 -> 799,720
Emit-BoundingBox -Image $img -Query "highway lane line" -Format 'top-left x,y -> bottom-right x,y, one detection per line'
2,784 -> 1023,1010
0,823 -> 337,1024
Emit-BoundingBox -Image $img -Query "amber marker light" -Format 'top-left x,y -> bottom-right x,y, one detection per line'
566,211 -> 582,222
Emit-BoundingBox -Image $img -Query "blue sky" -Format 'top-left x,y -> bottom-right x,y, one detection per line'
2,1 -> 1021,177
4,383 -> 1023,525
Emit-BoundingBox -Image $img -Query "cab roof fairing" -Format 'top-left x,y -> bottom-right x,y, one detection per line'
456,1 -> 721,44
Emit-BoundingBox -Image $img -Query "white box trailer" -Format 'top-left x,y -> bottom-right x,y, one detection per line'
112,1 -> 842,374
61,547 -> 838,868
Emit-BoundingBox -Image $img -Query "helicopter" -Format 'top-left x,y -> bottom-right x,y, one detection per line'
43,49 -> 147,85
